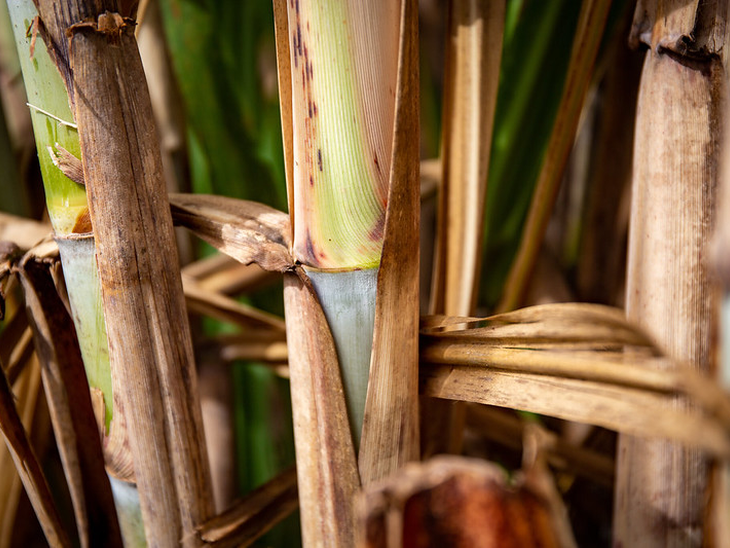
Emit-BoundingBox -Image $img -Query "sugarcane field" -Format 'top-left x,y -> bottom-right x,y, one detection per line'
0,0 -> 729,547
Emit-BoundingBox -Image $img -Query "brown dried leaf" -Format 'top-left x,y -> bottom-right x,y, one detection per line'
272,0 -> 295,241
183,275 -> 286,332
421,364 -> 730,458
0,356 -> 70,547
0,355 -> 43,548
49,144 -> 84,186
198,467 -> 298,547
283,271 -> 360,547
422,303 -> 656,348
170,193 -> 293,273
357,456 -> 561,547
359,0 -> 420,485
431,0 -> 505,316
18,256 -> 122,548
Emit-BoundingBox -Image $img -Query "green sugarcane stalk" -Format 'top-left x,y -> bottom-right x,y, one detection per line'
286,0 -> 399,448
6,1 -> 144,544
6,0 -> 113,421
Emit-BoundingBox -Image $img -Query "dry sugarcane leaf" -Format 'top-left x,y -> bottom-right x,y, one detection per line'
282,270 -> 360,547
0,355 -> 43,548
42,7 -> 216,545
421,364 -> 730,459
465,404 -> 615,487
423,0 -> 506,459
359,0 -> 420,485
422,303 -> 656,349
49,143 -> 85,186
272,0 -> 295,242
420,303 -> 689,418
182,254 -> 276,296
183,275 -> 286,332
498,0 -> 612,312
170,193 -> 293,274
422,344 -> 676,394
431,0 -> 505,316
18,255 -> 122,548
0,307 -> 33,385
421,306 -> 730,432
0,214 -> 51,252
356,456 -> 561,548
0,355 -> 70,547
198,466 -> 298,548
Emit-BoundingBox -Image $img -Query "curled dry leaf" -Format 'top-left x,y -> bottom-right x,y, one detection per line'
0,213 -> 51,252
18,255 -> 122,548
357,456 -> 561,548
421,365 -> 730,459
198,467 -> 298,547
182,275 -> 286,332
0,356 -> 70,547
418,302 -> 730,458
170,193 -> 294,274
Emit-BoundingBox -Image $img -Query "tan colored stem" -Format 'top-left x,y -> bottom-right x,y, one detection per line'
30,6 -> 216,545
614,3 -> 725,543
424,0 -> 505,457
432,0 -> 504,316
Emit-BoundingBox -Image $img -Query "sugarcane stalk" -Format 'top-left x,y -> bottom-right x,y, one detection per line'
24,1 -> 215,545
283,0 -> 398,448
275,0 -> 415,542
5,1 -> 137,544
613,2 -> 726,545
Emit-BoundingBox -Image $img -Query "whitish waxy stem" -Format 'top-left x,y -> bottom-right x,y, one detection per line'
306,267 -> 377,448
288,0 -> 399,269
55,235 -> 113,430
108,475 -> 146,547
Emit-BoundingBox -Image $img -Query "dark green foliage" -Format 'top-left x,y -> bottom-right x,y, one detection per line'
480,0 -> 581,307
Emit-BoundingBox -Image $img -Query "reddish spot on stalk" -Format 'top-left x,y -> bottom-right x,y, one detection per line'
317,149 -> 323,171
368,214 -> 385,242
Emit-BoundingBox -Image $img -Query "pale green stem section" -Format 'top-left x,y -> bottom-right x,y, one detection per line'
306,267 -> 377,449
108,475 -> 146,548
6,0 -> 86,235
289,0 -> 397,269
8,0 -> 115,428
55,235 -> 113,430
